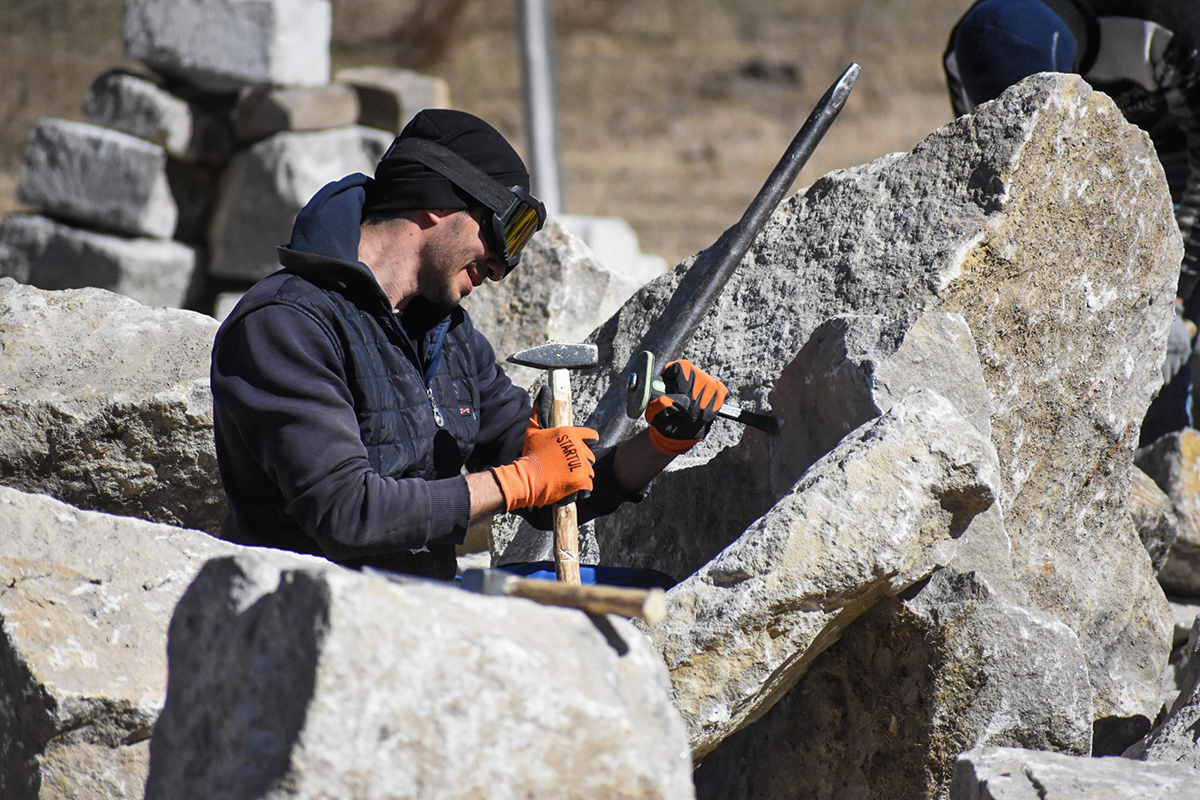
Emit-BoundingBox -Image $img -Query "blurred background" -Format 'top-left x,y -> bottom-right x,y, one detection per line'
0,0 -> 966,267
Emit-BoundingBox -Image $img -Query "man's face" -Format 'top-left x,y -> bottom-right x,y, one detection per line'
418,210 -> 506,309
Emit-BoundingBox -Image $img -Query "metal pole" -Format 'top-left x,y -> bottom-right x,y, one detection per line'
516,0 -> 565,216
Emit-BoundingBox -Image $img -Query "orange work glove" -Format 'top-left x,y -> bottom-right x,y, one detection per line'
645,360 -> 728,456
491,404 -> 598,511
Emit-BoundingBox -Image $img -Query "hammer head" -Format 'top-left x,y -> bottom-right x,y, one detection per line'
507,342 -> 598,371
460,568 -> 516,596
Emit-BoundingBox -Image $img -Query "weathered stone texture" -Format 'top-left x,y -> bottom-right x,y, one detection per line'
335,66 -> 450,133
16,119 -> 177,239
0,214 -> 197,308
1130,464 -> 1180,574
495,74 -> 1174,727
1126,616 -> 1200,767
950,746 -> 1200,800
0,486 -> 243,800
0,279 -> 223,533
462,215 -> 662,387
83,69 -> 233,163
145,550 -> 695,799
1137,428 -> 1200,596
124,0 -> 332,93
651,390 -> 1000,758
234,84 -> 360,142
207,126 -> 391,280
694,568 -> 1095,800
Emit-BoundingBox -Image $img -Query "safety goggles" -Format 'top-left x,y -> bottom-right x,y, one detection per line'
483,185 -> 546,272
381,138 -> 546,275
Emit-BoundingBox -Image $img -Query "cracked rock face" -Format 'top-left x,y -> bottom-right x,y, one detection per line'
495,73 -> 1175,728
0,486 -> 242,800
0,280 -> 223,533
650,390 -> 1000,758
145,550 -> 695,799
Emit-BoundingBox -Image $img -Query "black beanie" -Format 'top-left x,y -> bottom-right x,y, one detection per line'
363,109 -> 530,217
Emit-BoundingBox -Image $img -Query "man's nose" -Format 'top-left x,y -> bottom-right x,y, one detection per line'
485,258 -> 505,282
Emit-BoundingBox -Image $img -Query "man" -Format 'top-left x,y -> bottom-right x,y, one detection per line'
211,109 -> 726,580
944,0 -> 1200,443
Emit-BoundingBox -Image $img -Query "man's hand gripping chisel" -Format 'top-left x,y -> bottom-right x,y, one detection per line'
624,350 -> 779,433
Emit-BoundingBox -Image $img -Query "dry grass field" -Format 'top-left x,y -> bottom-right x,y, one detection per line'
0,0 -> 967,266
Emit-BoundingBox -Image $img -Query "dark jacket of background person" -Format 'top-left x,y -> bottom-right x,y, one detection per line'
210,173 -> 635,579
944,0 -> 1200,304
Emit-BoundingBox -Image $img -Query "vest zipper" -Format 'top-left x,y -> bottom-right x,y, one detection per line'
427,387 -> 445,428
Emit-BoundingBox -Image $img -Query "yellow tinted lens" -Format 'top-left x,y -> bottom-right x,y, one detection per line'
503,203 -> 540,256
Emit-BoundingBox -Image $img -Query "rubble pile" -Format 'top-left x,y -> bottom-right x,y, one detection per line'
0,0 -> 444,312
8,60 -> 1200,800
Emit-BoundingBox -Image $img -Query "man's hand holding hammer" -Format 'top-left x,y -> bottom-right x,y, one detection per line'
490,408 -> 598,512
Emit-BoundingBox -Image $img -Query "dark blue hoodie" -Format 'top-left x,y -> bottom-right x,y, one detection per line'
211,175 -> 634,579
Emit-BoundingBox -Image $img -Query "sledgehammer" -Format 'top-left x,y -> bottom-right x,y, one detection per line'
507,341 -> 599,587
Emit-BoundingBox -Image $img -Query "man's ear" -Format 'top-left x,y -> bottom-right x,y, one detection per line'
420,209 -> 461,228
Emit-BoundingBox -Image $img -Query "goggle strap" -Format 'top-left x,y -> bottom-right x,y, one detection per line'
382,138 -> 514,215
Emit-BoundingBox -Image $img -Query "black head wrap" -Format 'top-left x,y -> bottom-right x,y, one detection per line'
363,109 -> 530,217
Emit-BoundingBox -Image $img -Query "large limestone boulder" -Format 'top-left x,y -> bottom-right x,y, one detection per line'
652,390 -> 1000,758
499,73 -> 1176,728
1137,428 -> 1200,596
0,280 -> 223,533
0,486 -> 244,800
950,746 -> 1200,800
145,550 -> 695,799
462,215 -> 662,387
123,0 -> 332,93
207,126 -> 391,280
688,312 -> 1096,797
83,69 -> 234,164
694,568 -> 1095,799
16,119 -> 177,240
0,214 -> 197,308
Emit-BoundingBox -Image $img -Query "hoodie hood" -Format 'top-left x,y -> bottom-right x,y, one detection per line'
286,172 -> 371,264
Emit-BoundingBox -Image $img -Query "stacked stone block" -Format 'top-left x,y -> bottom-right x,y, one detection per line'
0,0 -> 450,315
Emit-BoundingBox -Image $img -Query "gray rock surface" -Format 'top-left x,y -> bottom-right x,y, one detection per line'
1137,428 -> 1200,596
1131,464 -> 1180,574
462,215 -> 661,388
0,486 -> 244,800
207,126 -> 391,280
0,214 -> 197,308
499,73 -> 1175,723
335,65 -> 450,133
234,84 -> 360,142
695,568 -> 1095,800
83,69 -> 233,163
124,0 -> 332,93
651,390 -> 1000,758
950,746 -> 1200,800
1126,616 -> 1200,766
560,214 -> 668,278
16,118 -> 177,239
0,279 -> 223,532
146,549 -> 695,799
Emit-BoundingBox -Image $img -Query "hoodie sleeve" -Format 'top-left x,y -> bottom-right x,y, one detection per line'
212,301 -> 470,560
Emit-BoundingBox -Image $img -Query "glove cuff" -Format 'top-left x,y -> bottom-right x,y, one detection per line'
490,455 -> 544,512
649,427 -> 700,456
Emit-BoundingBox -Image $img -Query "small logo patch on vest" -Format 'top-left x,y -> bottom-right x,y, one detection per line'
458,406 -> 473,417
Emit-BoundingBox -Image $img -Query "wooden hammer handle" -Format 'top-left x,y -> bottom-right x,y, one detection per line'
549,368 -> 582,586
507,579 -> 667,624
